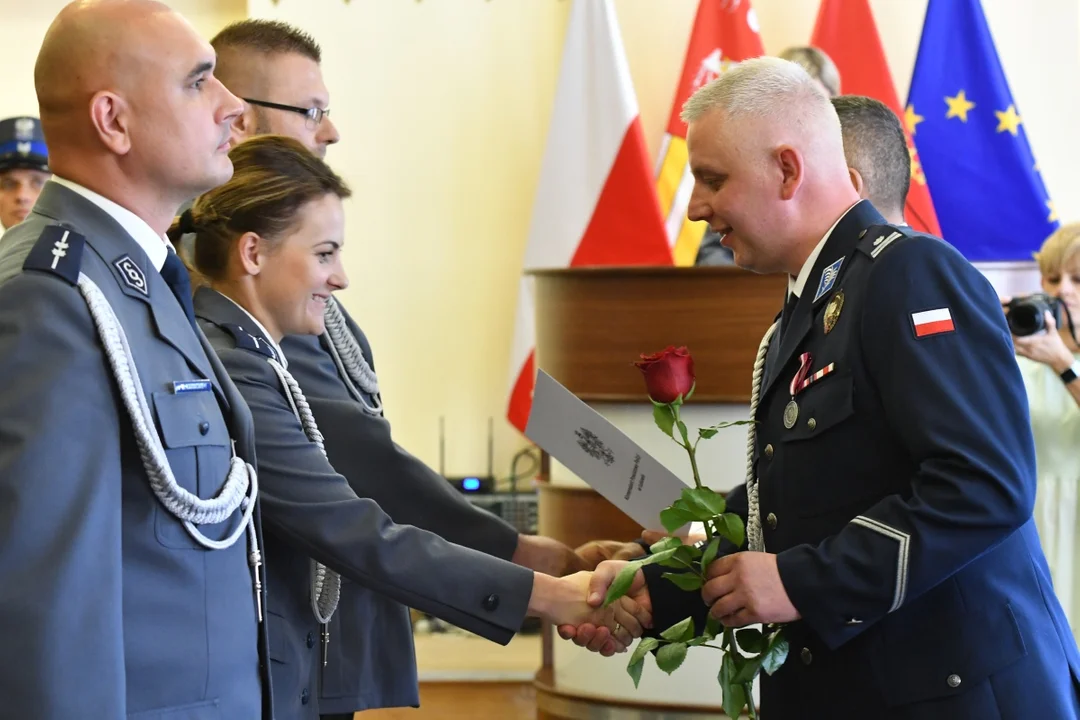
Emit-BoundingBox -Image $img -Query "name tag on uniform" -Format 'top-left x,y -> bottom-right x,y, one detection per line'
172,379 -> 212,394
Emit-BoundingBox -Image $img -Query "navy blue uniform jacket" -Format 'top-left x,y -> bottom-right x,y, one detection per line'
647,201 -> 1080,718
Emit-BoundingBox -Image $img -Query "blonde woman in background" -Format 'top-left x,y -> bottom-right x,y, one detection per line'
1008,224 -> 1080,639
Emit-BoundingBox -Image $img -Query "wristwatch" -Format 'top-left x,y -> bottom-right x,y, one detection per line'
1062,361 -> 1080,385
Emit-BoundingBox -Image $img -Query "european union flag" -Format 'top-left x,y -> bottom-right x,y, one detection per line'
906,0 -> 1057,261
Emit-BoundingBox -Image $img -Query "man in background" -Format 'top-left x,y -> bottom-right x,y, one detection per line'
208,19 -> 642,719
0,116 -> 50,230
831,94 -> 910,226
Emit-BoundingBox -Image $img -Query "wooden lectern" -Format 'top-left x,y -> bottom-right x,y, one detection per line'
529,265 -> 785,719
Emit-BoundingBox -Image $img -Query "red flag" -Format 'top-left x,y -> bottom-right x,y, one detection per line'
657,0 -> 765,265
505,0 -> 672,434
811,0 -> 941,236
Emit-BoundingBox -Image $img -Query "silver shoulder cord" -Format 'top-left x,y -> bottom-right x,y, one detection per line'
76,273 -> 263,621
746,321 -> 778,554
323,297 -> 382,416
267,356 -> 341,667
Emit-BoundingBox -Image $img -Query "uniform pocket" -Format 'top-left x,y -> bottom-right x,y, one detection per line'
151,390 -> 235,549
872,580 -> 1026,708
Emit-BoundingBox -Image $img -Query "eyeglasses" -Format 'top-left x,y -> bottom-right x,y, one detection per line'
243,98 -> 330,127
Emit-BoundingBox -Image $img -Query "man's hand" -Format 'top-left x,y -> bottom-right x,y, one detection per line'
555,560 -> 652,657
702,552 -> 800,627
513,534 -> 586,576
573,539 -> 646,570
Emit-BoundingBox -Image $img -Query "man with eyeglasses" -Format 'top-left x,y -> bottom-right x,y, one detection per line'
212,21 -> 339,158
207,18 -> 645,720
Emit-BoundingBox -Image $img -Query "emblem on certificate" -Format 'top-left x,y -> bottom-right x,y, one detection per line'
824,290 -> 844,334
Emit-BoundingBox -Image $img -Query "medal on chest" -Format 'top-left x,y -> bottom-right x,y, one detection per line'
783,351 -> 837,429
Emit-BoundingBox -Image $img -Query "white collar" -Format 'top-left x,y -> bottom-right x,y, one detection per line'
788,201 -> 861,299
221,293 -> 287,369
49,176 -> 174,272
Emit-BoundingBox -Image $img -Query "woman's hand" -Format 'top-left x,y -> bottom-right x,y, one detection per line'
1012,311 -> 1075,373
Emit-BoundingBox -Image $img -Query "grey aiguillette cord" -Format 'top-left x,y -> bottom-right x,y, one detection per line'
266,356 -> 341,666
76,272 -> 263,620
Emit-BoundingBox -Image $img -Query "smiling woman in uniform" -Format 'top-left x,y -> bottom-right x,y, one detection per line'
168,134 -> 648,719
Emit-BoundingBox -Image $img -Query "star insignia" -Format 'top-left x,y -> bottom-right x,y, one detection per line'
944,90 -> 975,122
904,104 -> 924,135
1047,200 -> 1059,223
995,105 -> 1022,135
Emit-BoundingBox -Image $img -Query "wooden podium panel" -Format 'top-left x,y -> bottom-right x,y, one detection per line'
529,265 -> 785,403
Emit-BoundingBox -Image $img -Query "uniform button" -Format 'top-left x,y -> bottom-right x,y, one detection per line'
306,632 -> 315,649
800,647 -> 813,665
764,444 -> 774,459
947,674 -> 961,688
807,418 -> 817,431
198,421 -> 210,435
482,594 -> 500,611
767,512 -> 778,530
300,688 -> 310,705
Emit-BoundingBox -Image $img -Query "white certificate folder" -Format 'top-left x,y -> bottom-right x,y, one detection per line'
525,370 -> 689,530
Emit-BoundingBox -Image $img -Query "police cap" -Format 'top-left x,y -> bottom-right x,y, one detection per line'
0,117 -> 49,174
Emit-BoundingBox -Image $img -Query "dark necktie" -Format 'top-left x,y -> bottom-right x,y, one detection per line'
160,248 -> 197,331
779,292 -> 798,342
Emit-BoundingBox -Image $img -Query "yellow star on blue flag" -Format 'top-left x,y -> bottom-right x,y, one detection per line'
907,0 -> 1056,261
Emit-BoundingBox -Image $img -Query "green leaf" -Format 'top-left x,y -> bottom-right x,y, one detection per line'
655,642 -> 688,674
637,547 -> 678,568
628,636 -> 660,668
687,635 -> 712,647
682,486 -> 727,518
700,537 -> 721,571
656,545 -> 695,570
647,536 -> 683,555
698,427 -> 719,440
715,513 -> 746,550
761,631 -> 790,676
659,616 -> 696,643
676,420 -> 690,446
602,561 -> 643,606
627,656 -> 645,688
660,507 -> 697,533
719,653 -> 748,718
704,614 -> 722,640
653,404 -> 675,439
684,381 -> 696,401
733,654 -> 764,684
661,572 -> 703,591
735,628 -> 766,654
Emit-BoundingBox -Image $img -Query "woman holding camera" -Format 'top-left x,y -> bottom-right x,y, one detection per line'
1006,223 -> 1080,639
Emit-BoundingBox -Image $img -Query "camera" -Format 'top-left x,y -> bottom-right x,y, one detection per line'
1006,293 -> 1063,336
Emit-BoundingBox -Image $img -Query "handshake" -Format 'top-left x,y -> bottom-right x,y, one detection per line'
534,531 -> 800,657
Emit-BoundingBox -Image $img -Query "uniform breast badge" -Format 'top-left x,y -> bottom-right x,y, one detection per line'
784,352 -> 813,429
823,290 -> 844,334
785,352 -> 838,429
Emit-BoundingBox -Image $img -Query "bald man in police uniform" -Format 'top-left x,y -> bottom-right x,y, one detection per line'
0,116 -> 51,230
0,2 -> 272,717
576,57 -> 1080,718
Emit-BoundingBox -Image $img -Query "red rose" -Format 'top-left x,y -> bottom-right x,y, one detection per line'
634,346 -> 695,404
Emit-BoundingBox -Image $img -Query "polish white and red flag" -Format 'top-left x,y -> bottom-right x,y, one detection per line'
912,308 -> 955,337
505,0 -> 672,433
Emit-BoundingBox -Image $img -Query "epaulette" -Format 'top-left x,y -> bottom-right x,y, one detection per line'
856,224 -> 912,261
221,322 -> 278,361
22,225 -> 86,285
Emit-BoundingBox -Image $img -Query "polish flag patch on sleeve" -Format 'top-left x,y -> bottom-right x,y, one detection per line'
911,308 -> 955,338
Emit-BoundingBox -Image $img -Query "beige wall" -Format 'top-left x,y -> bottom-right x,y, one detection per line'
0,0 -> 247,118
1,0 -> 1077,481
